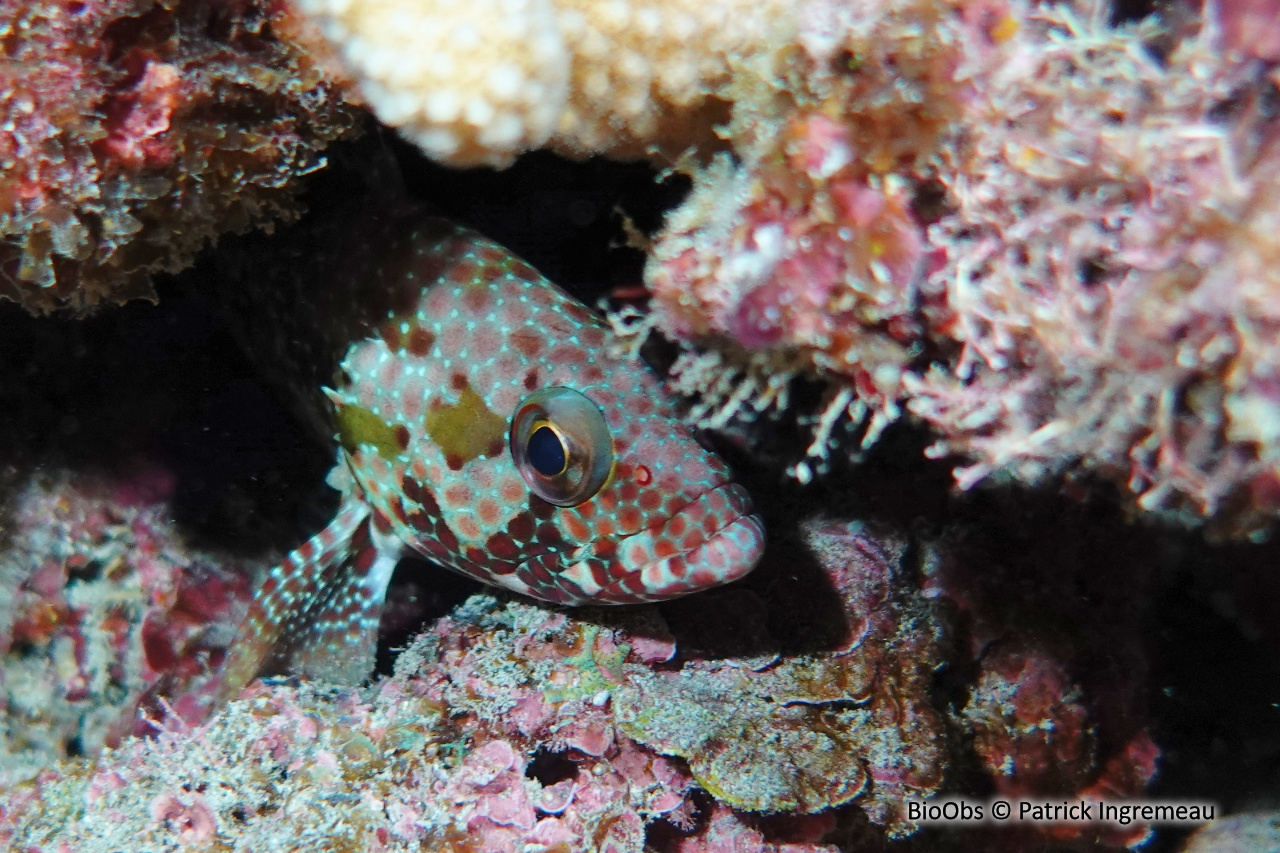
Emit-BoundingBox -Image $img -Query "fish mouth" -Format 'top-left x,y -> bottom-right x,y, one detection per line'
592,481 -> 766,603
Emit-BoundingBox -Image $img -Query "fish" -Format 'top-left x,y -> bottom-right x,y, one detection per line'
214,211 -> 765,698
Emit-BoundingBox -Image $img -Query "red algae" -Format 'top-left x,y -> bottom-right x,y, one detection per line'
0,467 -> 257,785
0,0 -> 358,314
641,0 -> 1280,533
0,479 -> 1190,852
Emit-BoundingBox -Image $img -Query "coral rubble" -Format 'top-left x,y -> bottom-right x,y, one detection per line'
618,521 -> 948,835
0,592 -> 854,851
0,468 -> 255,788
0,0 -> 359,314
0,483 -> 1179,850
0,500 -> 876,849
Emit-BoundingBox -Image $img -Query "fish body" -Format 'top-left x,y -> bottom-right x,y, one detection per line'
218,215 -> 764,694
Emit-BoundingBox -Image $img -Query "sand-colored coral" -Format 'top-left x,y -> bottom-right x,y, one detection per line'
294,0 -> 794,166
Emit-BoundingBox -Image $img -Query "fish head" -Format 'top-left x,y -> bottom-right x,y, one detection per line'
329,221 -> 765,604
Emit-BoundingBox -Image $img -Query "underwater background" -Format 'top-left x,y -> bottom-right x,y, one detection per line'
2,0 -> 1280,850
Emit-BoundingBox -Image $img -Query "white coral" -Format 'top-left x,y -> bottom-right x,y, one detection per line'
295,0 -> 795,165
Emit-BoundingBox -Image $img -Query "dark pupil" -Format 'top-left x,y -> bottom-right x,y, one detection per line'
527,425 -> 567,476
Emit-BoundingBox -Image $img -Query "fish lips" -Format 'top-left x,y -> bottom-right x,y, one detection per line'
592,481 -> 766,603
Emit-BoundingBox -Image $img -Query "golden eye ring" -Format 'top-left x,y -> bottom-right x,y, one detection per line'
510,387 -> 613,506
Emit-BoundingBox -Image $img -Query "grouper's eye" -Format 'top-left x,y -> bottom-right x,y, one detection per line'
510,387 -> 613,506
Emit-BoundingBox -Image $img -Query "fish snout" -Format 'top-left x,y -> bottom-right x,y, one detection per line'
597,482 -> 765,602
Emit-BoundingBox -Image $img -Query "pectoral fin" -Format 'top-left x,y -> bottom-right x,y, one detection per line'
215,500 -> 400,704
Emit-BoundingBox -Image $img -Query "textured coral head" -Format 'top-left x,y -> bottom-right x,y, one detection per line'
332,220 -> 765,604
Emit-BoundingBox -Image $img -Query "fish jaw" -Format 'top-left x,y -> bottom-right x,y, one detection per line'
554,482 -> 766,603
504,481 -> 762,601
615,483 -> 765,601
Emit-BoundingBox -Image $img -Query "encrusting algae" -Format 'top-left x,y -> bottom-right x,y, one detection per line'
0,0 -> 359,314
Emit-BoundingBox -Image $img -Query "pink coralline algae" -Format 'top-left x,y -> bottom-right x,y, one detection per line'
0,480 -> 1184,851
646,0 -> 964,467
962,640 -> 1160,848
148,791 -> 218,844
0,596 -> 842,851
617,519 -> 949,836
643,0 -> 1280,533
0,514 -> 960,851
0,0 -> 358,314
911,0 -> 1280,533
0,467 -> 255,786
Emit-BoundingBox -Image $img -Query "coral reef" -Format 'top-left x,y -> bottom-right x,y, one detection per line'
3,0 -> 1278,849
640,0 -> 1280,533
0,259 -> 1181,846
290,0 -> 795,167
0,593 -> 856,850
1181,811 -> 1280,852
0,467 -> 255,787
910,0 -> 1280,533
913,489 -> 1165,851
617,520 -> 948,835
960,640 -> 1160,848
0,0 -> 359,314
0,498 -> 939,850
1,475 -> 1184,851
646,0 -> 966,470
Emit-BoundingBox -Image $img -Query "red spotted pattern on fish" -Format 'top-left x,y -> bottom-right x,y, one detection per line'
217,216 -> 765,696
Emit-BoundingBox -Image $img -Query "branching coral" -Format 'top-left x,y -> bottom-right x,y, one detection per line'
291,0 -> 794,166
0,0 -> 359,314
